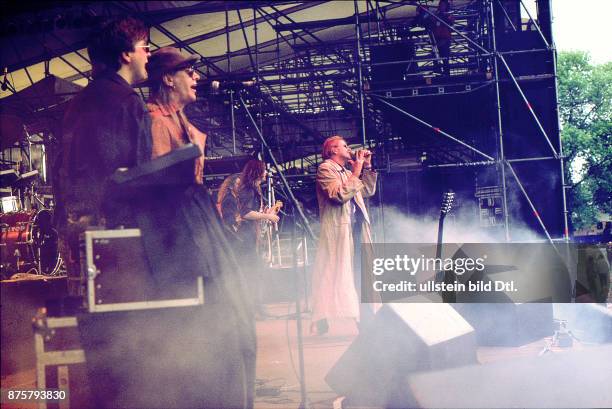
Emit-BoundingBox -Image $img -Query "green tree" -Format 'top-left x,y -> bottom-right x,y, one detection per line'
557,51 -> 611,230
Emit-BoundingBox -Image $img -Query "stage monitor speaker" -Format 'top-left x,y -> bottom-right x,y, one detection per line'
453,303 -> 554,346
261,265 -> 300,303
325,303 -> 477,408
407,344 -> 612,408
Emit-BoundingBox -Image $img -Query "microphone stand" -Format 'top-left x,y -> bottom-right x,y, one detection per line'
237,90 -> 312,409
291,205 -> 311,409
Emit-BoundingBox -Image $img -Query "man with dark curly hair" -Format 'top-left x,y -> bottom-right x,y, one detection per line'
56,17 -> 256,409
57,16 -> 151,240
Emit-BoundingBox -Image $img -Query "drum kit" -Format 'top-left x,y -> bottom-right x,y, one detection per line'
0,117 -> 62,279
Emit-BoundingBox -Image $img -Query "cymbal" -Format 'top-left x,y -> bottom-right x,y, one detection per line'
0,114 -> 24,150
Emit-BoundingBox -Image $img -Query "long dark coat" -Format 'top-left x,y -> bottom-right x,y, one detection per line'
56,72 -> 256,408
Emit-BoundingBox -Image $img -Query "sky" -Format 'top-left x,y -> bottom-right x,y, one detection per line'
548,0 -> 610,64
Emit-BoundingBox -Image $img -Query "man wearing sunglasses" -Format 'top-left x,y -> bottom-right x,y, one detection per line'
142,46 -> 258,408
55,15 -> 162,408
57,16 -> 151,240
145,46 -> 204,183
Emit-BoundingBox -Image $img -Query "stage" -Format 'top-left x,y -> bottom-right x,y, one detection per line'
2,299 -> 611,409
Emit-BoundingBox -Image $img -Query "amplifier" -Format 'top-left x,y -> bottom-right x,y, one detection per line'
80,228 -> 204,313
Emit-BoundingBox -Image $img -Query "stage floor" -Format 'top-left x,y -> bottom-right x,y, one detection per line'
3,301 -> 601,409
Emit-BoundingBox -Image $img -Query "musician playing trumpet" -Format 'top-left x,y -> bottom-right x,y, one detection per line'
310,136 -> 378,335
217,159 -> 281,319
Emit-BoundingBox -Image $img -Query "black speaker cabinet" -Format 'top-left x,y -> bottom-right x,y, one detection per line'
325,303 -> 477,408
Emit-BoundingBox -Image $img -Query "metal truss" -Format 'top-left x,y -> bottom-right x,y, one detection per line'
1,0 -> 568,242
209,0 -> 568,242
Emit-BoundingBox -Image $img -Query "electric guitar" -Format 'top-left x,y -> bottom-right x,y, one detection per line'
435,191 -> 455,302
436,191 -> 454,260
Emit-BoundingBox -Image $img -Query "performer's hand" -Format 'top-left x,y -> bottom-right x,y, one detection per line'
356,149 -> 368,162
266,213 -> 280,224
350,150 -> 366,177
362,149 -> 373,167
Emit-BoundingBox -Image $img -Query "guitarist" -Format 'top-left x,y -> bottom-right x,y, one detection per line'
217,159 -> 280,318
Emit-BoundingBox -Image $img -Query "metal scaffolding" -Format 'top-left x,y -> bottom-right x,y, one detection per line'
0,0 -> 568,242
193,0 -> 567,242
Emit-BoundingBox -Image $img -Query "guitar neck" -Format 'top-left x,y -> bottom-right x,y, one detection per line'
436,215 -> 445,259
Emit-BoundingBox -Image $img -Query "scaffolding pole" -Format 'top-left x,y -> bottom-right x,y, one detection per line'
225,6 -> 237,154
373,96 -> 494,161
518,0 -> 551,49
497,54 -> 559,158
505,161 -> 554,244
550,23 -> 571,241
354,0 -> 368,146
489,0 -> 512,241
495,0 -> 518,32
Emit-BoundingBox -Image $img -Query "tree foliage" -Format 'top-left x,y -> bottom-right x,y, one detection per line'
557,51 -> 611,230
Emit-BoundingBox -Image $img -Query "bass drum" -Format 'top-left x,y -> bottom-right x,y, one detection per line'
0,209 -> 60,276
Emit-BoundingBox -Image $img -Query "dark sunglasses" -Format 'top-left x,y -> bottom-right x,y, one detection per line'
183,66 -> 197,77
134,44 -> 151,53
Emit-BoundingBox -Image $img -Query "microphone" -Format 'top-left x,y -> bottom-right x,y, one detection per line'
350,149 -> 372,160
210,79 -> 256,93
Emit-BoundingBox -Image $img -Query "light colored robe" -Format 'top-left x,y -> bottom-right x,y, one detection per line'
311,159 -> 377,322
